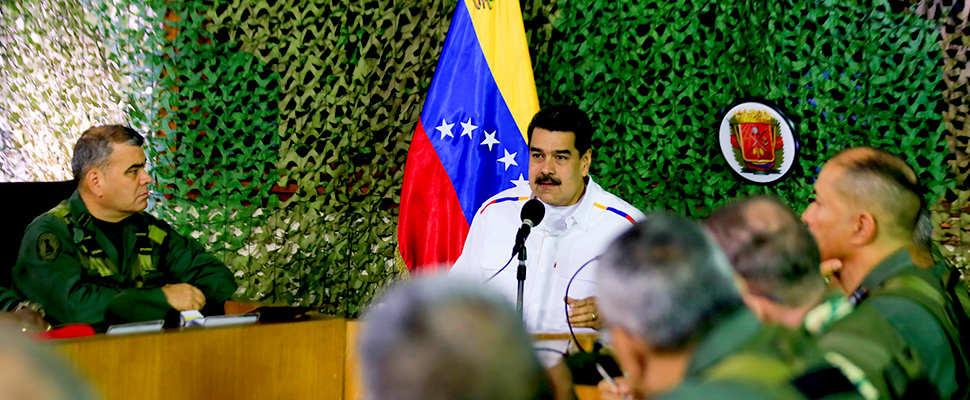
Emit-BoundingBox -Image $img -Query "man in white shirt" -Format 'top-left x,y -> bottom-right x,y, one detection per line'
449,105 -> 645,334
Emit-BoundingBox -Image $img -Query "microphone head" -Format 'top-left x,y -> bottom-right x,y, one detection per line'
520,199 -> 545,227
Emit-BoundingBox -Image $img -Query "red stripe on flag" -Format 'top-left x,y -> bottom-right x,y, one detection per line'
398,120 -> 470,273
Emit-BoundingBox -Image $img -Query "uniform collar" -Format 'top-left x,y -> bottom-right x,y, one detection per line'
858,248 -> 916,292
67,189 -> 145,230
685,307 -> 762,376
535,177 -> 602,233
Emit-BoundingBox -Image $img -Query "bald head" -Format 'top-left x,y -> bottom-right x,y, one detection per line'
705,196 -> 825,308
829,147 -> 922,241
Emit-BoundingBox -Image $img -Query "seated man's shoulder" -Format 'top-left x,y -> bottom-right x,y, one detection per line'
21,213 -> 72,244
474,185 -> 533,217
587,183 -> 644,224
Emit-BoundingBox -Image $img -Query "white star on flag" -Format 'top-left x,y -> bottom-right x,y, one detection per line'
497,149 -> 518,171
511,173 -> 529,189
435,119 -> 455,140
460,118 -> 477,138
480,130 -> 499,151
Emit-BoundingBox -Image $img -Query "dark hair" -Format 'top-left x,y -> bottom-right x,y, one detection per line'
526,105 -> 593,155
705,195 -> 825,307
834,147 -> 923,240
72,125 -> 145,180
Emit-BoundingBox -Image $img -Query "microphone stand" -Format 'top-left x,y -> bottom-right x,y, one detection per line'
516,246 -> 527,317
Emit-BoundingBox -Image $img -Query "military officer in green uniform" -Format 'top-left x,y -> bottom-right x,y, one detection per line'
802,147 -> 967,399
13,125 -> 237,330
596,213 -> 863,400
706,195 -> 932,399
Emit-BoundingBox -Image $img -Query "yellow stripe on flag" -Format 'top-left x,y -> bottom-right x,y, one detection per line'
464,0 -> 540,142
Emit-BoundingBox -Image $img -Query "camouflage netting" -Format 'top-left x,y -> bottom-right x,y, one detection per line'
2,0 -> 967,314
529,0 -> 967,270
0,0 -> 140,181
912,0 -> 970,269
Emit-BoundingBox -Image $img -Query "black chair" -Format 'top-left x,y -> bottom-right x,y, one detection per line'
0,180 -> 78,288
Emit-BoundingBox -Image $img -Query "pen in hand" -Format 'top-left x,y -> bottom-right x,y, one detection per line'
596,363 -> 617,387
596,363 -> 631,400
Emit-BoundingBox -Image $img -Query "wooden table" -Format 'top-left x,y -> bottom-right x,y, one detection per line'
51,318 -> 603,400
52,317 -> 362,400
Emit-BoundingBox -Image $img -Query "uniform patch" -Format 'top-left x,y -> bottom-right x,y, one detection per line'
37,232 -> 61,261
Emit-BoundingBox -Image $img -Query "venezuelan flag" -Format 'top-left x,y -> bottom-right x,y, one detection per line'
398,0 -> 539,273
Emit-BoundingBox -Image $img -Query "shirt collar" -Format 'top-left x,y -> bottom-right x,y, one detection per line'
685,307 -> 762,376
858,248 -> 916,291
538,177 -> 600,232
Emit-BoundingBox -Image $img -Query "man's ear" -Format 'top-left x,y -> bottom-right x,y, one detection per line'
581,149 -> 592,177
851,211 -> 878,245
85,168 -> 104,197
740,292 -> 769,322
610,326 -> 648,380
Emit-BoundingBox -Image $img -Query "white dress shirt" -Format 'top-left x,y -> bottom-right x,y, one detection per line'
449,178 -> 645,334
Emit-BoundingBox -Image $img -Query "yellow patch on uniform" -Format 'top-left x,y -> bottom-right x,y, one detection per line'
37,232 -> 61,261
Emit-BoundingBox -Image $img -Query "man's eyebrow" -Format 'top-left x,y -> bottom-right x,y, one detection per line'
529,147 -> 573,155
126,162 -> 146,171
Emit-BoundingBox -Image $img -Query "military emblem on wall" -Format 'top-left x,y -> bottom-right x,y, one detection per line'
718,99 -> 798,185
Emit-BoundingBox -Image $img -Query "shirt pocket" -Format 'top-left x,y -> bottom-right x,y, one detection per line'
481,241 -> 514,279
555,248 -> 599,299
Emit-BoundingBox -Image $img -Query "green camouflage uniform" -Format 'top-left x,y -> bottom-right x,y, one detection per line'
804,291 -> 933,399
656,308 -> 864,400
13,191 -> 236,328
856,249 -> 963,399
0,287 -> 22,311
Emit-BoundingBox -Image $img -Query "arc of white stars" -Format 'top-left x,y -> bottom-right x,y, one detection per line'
497,149 -> 518,171
460,118 -> 477,138
480,130 -> 499,151
435,119 -> 455,140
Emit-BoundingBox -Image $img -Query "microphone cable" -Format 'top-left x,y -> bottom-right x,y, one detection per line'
485,253 -> 517,282
564,255 -> 600,354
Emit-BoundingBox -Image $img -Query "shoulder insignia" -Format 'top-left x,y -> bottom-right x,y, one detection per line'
479,196 -> 529,215
593,203 -> 637,225
37,232 -> 61,261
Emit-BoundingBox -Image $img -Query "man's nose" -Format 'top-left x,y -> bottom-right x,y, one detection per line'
801,203 -> 814,224
140,170 -> 152,185
540,159 -> 555,175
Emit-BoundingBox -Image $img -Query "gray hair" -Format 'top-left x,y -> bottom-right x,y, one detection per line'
598,212 -> 743,351
704,195 -> 826,307
360,277 -> 553,400
71,125 -> 144,180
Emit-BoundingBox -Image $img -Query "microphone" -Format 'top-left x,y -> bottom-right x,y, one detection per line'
512,199 -> 545,257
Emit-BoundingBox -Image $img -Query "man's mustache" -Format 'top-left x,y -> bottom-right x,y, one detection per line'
534,175 -> 561,185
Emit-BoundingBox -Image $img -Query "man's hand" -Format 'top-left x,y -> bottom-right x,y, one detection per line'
161,283 -> 205,311
597,375 -> 635,400
566,296 -> 601,330
820,259 -> 848,295
0,309 -> 49,333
